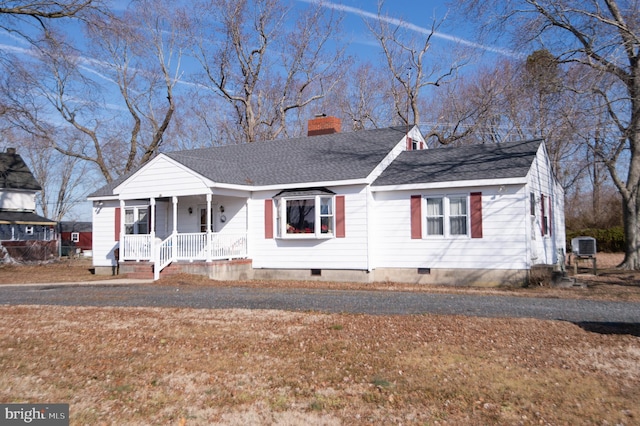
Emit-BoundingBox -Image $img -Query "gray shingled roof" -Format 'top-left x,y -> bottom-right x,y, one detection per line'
59,221 -> 92,232
372,139 -> 542,187
165,126 -> 408,186
89,126 -> 410,197
0,152 -> 42,191
0,210 -> 56,225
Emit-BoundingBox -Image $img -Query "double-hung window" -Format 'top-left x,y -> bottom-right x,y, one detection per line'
277,195 -> 334,238
449,196 -> 468,235
425,197 -> 444,235
124,207 -> 149,235
424,195 -> 469,237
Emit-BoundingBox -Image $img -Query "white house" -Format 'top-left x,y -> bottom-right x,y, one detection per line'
0,148 -> 56,241
88,116 -> 565,286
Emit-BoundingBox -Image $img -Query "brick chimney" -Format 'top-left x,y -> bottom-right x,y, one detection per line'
6,147 -> 16,154
308,114 -> 341,136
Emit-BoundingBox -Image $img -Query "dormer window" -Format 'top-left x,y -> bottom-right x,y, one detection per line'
406,136 -> 425,151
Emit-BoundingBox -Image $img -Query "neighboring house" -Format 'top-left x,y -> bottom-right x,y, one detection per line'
0,148 -> 57,261
59,221 -> 93,256
88,116 -> 565,286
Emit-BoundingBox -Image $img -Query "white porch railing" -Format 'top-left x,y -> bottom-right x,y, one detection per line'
176,233 -> 208,261
156,236 -> 174,276
211,233 -> 248,259
121,232 -> 248,280
122,234 -> 152,261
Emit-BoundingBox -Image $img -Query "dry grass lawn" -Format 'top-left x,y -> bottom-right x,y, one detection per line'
0,253 -> 639,425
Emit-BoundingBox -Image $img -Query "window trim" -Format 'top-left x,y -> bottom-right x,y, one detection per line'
276,195 -> 335,239
124,206 -> 149,235
423,194 -> 471,239
71,232 -> 80,242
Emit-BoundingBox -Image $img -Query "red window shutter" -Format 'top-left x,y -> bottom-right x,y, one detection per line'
540,194 -> 546,236
410,195 -> 422,239
264,199 -> 274,239
114,207 -> 121,241
335,195 -> 345,238
406,137 -> 412,151
470,192 -> 483,238
548,196 -> 553,236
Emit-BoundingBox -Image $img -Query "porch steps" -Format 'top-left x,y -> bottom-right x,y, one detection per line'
119,261 -> 181,280
119,258 -> 253,281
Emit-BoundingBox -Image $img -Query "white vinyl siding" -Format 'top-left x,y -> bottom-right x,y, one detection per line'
0,191 -> 36,211
371,186 -> 528,270
91,200 -> 120,267
526,144 -> 565,265
115,156 -> 212,199
249,186 -> 369,270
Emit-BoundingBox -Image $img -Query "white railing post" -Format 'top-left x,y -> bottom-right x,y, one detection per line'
206,193 -> 212,262
153,237 -> 161,281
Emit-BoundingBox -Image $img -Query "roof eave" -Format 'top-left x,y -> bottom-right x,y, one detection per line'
371,177 -> 528,192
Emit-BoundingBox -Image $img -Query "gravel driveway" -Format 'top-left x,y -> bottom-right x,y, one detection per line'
1,282 -> 639,324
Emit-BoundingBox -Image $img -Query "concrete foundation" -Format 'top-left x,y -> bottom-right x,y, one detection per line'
94,265 -> 120,276
97,260 -> 532,287
176,259 -> 253,281
254,267 -> 529,287
371,267 -> 529,287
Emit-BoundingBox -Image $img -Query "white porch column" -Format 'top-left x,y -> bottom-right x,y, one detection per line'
171,197 -> 178,262
206,193 -> 212,262
150,198 -> 156,239
150,197 -> 157,267
119,199 -> 125,261
172,196 -> 178,234
119,199 -> 125,241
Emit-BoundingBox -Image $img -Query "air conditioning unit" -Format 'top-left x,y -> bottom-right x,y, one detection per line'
571,236 -> 597,257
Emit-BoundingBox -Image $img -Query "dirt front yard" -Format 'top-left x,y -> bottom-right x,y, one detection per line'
0,254 -> 639,425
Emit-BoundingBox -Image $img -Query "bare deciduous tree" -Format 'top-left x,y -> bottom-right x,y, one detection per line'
189,0 -> 347,143
365,1 -> 467,140
25,135 -> 88,221
1,0 -> 182,183
0,1 -> 95,20
461,0 -> 640,268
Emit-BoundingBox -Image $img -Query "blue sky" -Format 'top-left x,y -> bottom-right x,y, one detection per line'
0,0 -> 520,90
297,0 -> 522,61
1,0 -> 521,221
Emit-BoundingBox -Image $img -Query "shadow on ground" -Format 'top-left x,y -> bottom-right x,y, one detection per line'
574,321 -> 640,337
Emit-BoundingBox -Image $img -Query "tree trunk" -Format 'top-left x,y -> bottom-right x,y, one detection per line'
621,194 -> 639,268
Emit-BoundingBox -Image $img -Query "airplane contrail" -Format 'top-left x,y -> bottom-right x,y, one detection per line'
297,0 -> 524,59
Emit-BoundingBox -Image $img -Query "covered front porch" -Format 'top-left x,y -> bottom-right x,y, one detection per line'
118,193 -> 249,280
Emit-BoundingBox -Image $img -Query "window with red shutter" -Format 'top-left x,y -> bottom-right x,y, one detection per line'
470,192 -> 483,238
264,199 -> 274,239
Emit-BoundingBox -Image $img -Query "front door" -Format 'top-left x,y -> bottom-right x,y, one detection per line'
200,207 -> 216,233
